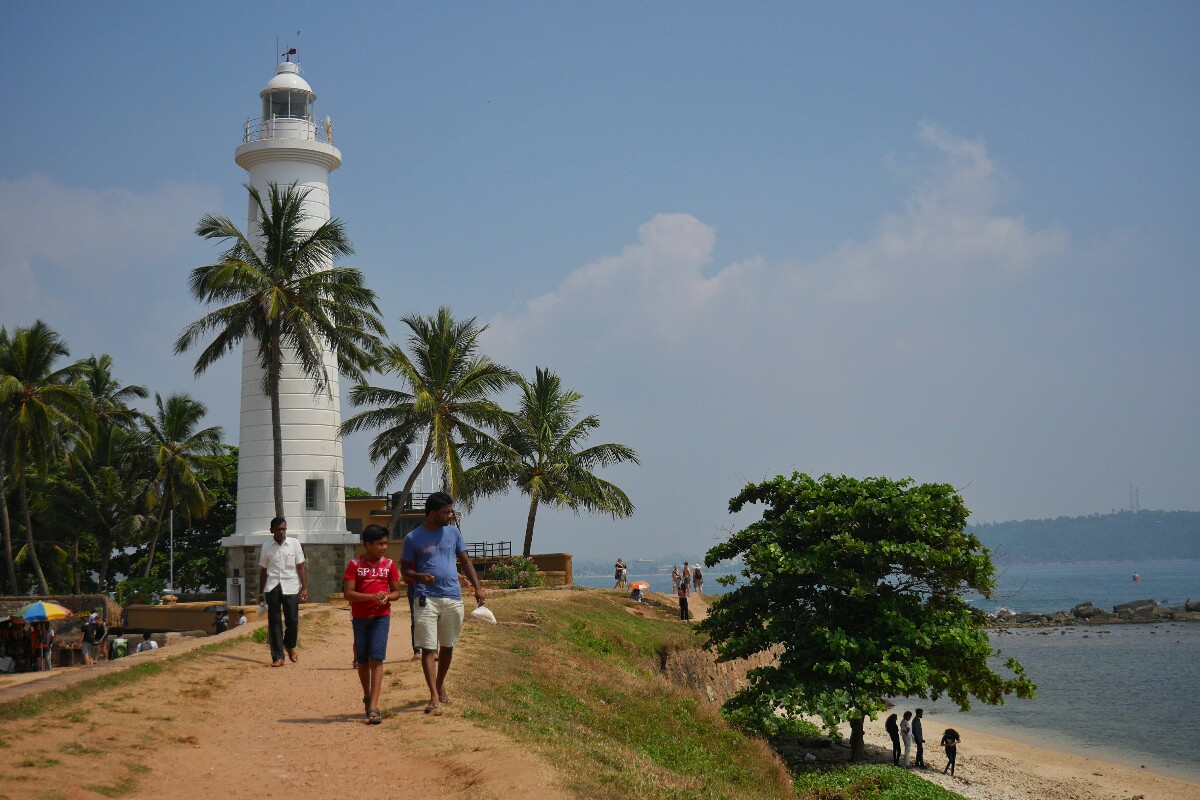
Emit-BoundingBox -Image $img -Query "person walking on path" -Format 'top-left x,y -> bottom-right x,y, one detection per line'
401,492 -> 486,716
677,573 -> 691,620
912,708 -> 926,768
940,728 -> 961,776
884,713 -> 902,766
900,711 -> 914,767
692,565 -> 703,595
258,517 -> 308,667
81,610 -> 106,666
343,524 -> 402,724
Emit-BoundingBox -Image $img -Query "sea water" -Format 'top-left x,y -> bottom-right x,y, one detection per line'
577,561 -> 1200,779
901,623 -> 1200,781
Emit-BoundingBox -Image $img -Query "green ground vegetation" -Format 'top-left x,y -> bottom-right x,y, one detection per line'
451,588 -> 969,800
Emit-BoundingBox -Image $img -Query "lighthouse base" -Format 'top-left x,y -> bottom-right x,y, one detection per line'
223,535 -> 359,604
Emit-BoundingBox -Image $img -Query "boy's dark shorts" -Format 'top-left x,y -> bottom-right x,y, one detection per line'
352,616 -> 391,663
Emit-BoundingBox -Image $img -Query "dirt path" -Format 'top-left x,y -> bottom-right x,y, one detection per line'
0,605 -> 572,800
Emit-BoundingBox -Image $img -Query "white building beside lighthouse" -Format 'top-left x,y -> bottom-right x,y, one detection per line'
221,57 -> 358,604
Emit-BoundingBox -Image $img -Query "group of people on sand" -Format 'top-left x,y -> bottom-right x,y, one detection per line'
255,492 -> 486,725
884,708 -> 961,775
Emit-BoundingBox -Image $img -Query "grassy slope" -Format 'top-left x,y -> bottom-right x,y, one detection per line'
452,588 -> 968,800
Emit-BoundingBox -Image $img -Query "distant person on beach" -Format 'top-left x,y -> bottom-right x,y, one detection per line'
614,558 -> 627,589
900,710 -> 914,767
401,492 -> 486,716
913,708 -> 926,767
885,713 -> 901,766
630,586 -> 643,602
677,574 -> 691,620
671,565 -> 680,593
258,516 -> 308,667
136,632 -> 158,653
681,562 -> 692,592
692,566 -> 703,595
343,524 -> 402,725
940,728 -> 961,776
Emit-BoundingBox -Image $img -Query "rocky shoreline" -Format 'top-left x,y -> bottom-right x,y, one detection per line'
988,597 -> 1200,627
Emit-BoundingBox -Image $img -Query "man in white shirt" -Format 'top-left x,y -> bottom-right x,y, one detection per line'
135,632 -> 158,653
257,517 -> 308,667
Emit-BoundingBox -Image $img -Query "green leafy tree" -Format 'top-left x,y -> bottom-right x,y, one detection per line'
462,367 -> 639,556
79,353 -> 148,432
699,473 -> 1035,762
0,321 -> 88,594
169,446 -> 238,593
340,307 -> 518,531
139,393 -> 226,578
55,423 -> 152,592
0,401 -> 17,594
175,182 -> 385,518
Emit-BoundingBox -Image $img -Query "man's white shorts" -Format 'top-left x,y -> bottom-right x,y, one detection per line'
413,596 -> 465,650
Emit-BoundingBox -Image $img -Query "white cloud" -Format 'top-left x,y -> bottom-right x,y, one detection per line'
0,174 -> 221,319
486,124 -> 1066,367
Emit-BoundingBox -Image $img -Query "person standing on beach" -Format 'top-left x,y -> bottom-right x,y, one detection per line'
900,710 -> 914,767
614,558 -> 627,589
913,708 -> 926,768
884,713 -> 901,766
343,524 -> 402,724
692,565 -> 703,595
258,517 -> 308,667
401,492 -> 486,715
671,565 -> 680,593
682,562 -> 692,592
940,728 -> 961,776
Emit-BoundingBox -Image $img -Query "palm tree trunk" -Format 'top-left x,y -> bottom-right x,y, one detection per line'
0,452 -> 18,594
71,532 -> 81,594
143,483 -> 170,578
522,490 -> 539,557
17,468 -> 49,595
389,435 -> 434,536
269,333 -> 285,519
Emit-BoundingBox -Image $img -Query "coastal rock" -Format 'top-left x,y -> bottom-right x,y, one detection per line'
1113,599 -> 1156,613
1072,602 -> 1099,619
1185,600 -> 1200,613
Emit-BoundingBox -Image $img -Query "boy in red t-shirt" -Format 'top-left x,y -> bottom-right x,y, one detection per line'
342,524 -> 402,724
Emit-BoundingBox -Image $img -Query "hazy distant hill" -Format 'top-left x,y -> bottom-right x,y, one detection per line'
972,510 -> 1200,564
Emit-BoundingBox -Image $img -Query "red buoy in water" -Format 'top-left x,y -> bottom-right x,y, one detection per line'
1133,573 -> 1141,582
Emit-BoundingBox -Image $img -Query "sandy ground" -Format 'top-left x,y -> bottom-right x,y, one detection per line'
0,604 -> 570,800
849,717 -> 1199,800
1,590 -> 1197,800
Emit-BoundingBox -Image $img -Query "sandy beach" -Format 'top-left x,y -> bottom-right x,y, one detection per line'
850,714 -> 1199,800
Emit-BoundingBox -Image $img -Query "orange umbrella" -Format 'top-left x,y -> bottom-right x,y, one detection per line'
628,581 -> 651,591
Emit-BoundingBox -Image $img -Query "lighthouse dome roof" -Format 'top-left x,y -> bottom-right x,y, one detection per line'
261,62 -> 315,97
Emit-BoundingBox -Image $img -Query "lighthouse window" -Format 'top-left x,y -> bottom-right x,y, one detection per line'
305,479 -> 325,511
264,91 -> 309,120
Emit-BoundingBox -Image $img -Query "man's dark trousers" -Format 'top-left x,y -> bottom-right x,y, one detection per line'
266,585 -> 299,662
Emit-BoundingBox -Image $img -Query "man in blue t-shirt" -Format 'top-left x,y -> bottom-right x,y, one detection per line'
401,492 -> 486,715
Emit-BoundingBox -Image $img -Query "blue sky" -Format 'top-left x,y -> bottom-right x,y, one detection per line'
3,2 -> 1198,561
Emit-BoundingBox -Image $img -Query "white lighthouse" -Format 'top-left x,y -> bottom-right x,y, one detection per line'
221,57 -> 357,604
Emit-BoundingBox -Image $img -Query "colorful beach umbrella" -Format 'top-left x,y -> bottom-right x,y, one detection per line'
628,581 -> 651,591
11,601 -> 74,622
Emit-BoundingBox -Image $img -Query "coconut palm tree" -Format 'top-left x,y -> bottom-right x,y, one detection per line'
55,423 -> 152,592
138,393 -> 226,578
462,367 -> 639,556
0,321 -> 88,594
340,307 -> 518,531
0,403 -> 17,594
175,182 -> 385,518
79,353 -> 148,432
